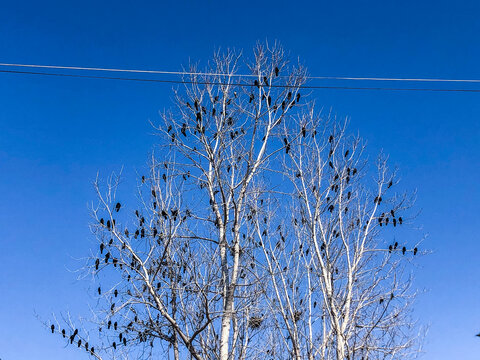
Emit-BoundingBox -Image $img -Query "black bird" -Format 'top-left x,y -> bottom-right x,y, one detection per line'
414,247 -> 418,255
394,241 -> 398,249
347,191 -> 351,199
167,125 -> 172,133
389,245 -> 392,253
134,229 -> 139,238
152,189 -> 156,197
393,218 -> 397,227
85,342 -> 89,351
352,168 -> 357,175
162,173 -> 167,182
345,150 -> 349,157
329,161 -> 333,168
51,324 -> 55,333
398,217 -> 403,225
153,227 -> 158,237
100,218 -> 104,225
388,180 -> 393,188
73,329 -> 78,337
113,342 -> 116,350
329,135 -> 334,143
107,220 -> 111,229
181,123 -> 187,136
141,228 -> 145,238
301,126 -> 306,137
123,337 -> 127,346
78,339 -> 82,348
95,258 -> 99,270
98,286 -> 101,295
249,94 -> 254,103
62,329 -> 66,337
105,252 -> 110,263
114,289 -> 118,297
254,79 -> 259,88
114,322 -> 117,330
275,67 -> 279,76
379,298 -> 384,304
135,210 -> 139,217
124,228 -> 129,237
263,76 -> 269,86
287,91 -> 292,100
285,144 -> 291,154
100,243 -> 104,254
402,246 -> 406,255
390,210 -> 395,217
141,176 -> 145,183
115,202 -> 121,212
296,93 -> 301,102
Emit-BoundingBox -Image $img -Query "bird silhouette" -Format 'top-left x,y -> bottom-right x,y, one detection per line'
402,246 -> 406,255
345,150 -> 349,157
388,180 -> 393,188
414,247 -> 418,255
98,286 -> 101,295
115,202 -> 121,212
95,259 -> 99,270
275,67 -> 279,76
398,217 -> 403,225
62,329 -> 65,337
114,289 -> 118,297
296,93 -> 301,102
51,324 -> 55,333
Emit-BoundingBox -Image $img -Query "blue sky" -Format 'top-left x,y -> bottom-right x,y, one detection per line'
0,0 -> 479,359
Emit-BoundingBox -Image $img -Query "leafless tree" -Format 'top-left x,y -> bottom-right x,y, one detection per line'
47,42 -> 423,360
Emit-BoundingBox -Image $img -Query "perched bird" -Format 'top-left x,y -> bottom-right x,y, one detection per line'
414,247 -> 418,255
113,341 -> 117,350
115,202 -> 121,212
296,93 -> 301,102
329,135 -> 334,143
62,329 -> 66,338
51,324 -> 55,333
249,94 -> 254,103
398,217 -> 403,225
114,289 -> 118,297
98,286 -> 101,295
99,218 -> 104,225
388,180 -> 393,188
345,150 -> 349,157
95,259 -> 99,270
302,126 -> 306,137
78,339 -> 82,348
100,243 -> 104,254
124,228 -> 129,237
402,246 -> 406,255
394,241 -> 398,249
275,67 -> 279,76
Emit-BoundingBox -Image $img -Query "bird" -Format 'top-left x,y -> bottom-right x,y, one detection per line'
62,329 -> 66,337
114,322 -> 117,330
73,329 -> 78,337
115,202 -> 121,212
390,210 -> 395,217
51,324 -> 55,333
114,289 -> 118,297
95,259 -> 99,270
254,80 -> 259,88
113,342 -> 116,350
99,218 -> 104,225
389,245 -> 392,253
78,339 -> 82,348
402,246 -> 406,255
414,247 -> 418,255
249,94 -> 254,103
394,242 -> 398,249
275,67 -> 279,76
296,93 -> 301,102
388,180 -> 393,188
329,135 -> 334,143
124,228 -> 129,237
398,217 -> 403,225
98,286 -> 101,295
301,126 -> 306,137
100,243 -> 104,254
345,150 -> 349,157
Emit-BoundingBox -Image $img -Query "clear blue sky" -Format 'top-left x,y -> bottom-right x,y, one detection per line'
0,1 -> 479,359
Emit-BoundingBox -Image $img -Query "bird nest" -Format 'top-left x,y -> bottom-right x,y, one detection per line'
248,316 -> 263,329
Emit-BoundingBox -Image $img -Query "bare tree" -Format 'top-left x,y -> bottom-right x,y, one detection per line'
47,42 -> 423,360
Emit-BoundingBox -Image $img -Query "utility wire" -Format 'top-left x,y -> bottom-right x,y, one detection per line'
1,62 -> 480,83
2,69 -> 480,93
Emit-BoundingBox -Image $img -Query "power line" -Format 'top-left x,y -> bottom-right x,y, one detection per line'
1,62 -> 480,83
2,68 -> 480,93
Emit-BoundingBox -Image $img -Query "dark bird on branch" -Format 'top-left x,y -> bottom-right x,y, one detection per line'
62,329 -> 65,338
399,217 -> 403,225
402,246 -> 406,255
249,94 -> 254,103
125,228 -> 129,237
414,247 -> 418,255
95,258 -> 99,270
275,67 -> 279,76
388,180 -> 393,188
51,324 -> 55,333
115,202 -> 121,212
98,286 -> 101,295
